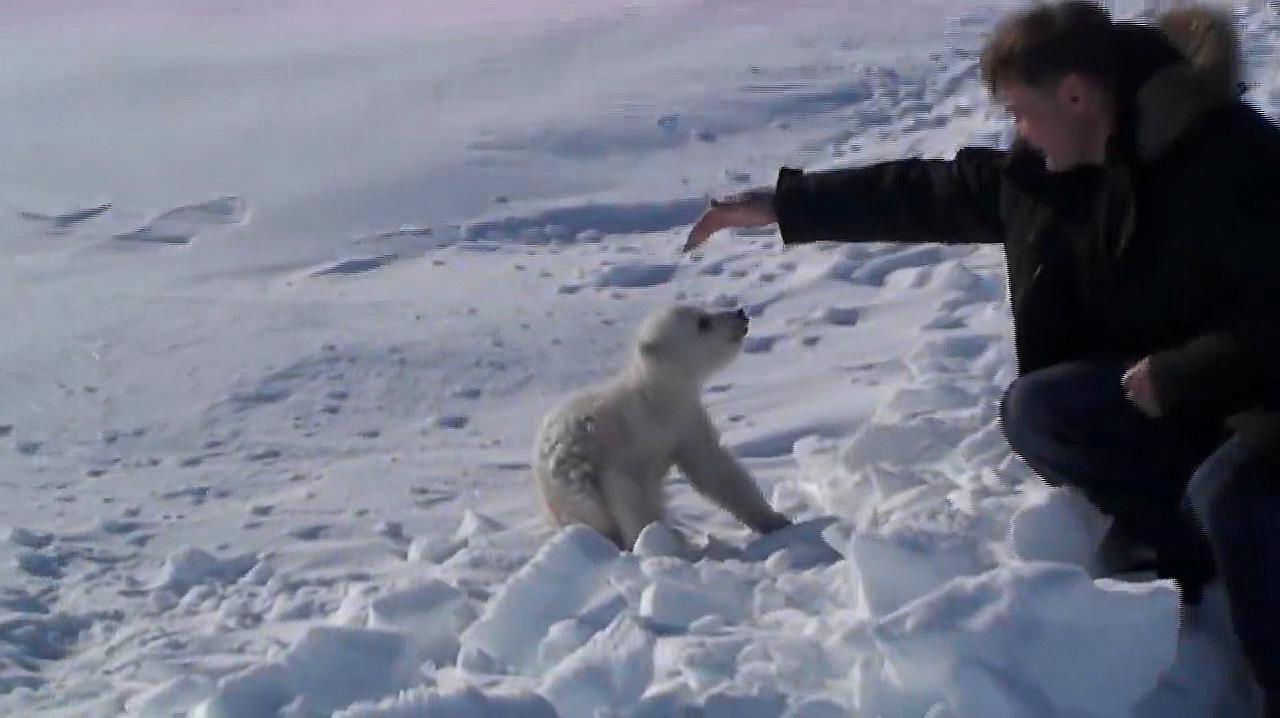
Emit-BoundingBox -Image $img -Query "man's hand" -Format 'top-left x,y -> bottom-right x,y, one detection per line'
1122,356 -> 1163,418
682,187 -> 777,253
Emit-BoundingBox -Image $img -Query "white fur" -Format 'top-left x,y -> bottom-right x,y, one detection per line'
532,305 -> 790,550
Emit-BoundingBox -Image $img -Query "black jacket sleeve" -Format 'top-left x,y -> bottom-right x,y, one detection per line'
772,147 -> 1007,246
1148,108 -> 1280,417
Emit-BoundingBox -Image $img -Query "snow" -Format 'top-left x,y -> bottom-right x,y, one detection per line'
457,526 -> 621,675
873,562 -> 1181,716
335,684 -> 557,718
1,0 -> 1275,716
367,580 -> 476,666
1008,485 -> 1113,567
539,614 -> 656,715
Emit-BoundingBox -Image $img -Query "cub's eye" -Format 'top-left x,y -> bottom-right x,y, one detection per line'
696,316 -> 712,332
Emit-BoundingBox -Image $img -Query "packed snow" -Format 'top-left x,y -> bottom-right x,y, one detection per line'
1,0 -> 1276,716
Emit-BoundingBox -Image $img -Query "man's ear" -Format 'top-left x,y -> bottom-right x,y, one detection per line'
1057,72 -> 1104,112
1056,73 -> 1083,104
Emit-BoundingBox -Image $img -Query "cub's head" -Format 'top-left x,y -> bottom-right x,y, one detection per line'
634,304 -> 749,383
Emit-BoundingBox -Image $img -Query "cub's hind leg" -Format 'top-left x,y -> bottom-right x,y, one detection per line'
600,469 -> 666,551
534,463 -> 624,547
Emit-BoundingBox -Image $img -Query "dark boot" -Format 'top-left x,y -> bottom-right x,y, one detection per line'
1087,519 -> 1159,577
1151,513 -> 1217,607
1155,546 -> 1216,607
1091,509 -> 1216,607
1259,687 -> 1280,718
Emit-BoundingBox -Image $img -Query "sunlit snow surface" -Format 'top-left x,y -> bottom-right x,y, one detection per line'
1,1 -> 1275,715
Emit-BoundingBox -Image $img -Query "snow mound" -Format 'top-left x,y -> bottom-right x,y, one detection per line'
368,580 -> 479,667
539,614 -> 655,716
873,562 -> 1181,717
153,546 -> 259,595
848,529 -> 984,618
1008,485 -> 1112,566
458,525 -> 621,675
335,684 -> 557,717
192,626 -> 421,717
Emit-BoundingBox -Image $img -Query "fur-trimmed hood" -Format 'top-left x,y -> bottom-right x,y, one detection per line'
1126,5 -> 1244,160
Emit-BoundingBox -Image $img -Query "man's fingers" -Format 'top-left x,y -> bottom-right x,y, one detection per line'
683,210 -> 723,252
685,192 -> 770,252
682,225 -> 709,252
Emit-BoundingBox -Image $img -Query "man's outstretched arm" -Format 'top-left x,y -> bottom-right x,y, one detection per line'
683,146 -> 1008,252
772,147 -> 1008,246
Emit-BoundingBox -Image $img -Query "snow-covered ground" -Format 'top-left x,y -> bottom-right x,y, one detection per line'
2,1 -> 1278,716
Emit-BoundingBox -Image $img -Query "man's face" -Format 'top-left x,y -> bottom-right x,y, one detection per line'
998,77 -> 1103,172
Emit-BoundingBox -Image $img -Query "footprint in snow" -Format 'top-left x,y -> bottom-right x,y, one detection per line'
246,448 -> 282,462
16,551 -> 66,579
309,254 -> 399,276
409,486 -> 455,508
924,314 -> 967,330
818,306 -> 861,327
848,245 -> 947,286
113,196 -> 247,245
593,262 -> 677,288
5,527 -> 54,549
158,485 -> 210,506
432,415 -> 469,430
742,335 -> 779,354
19,202 -> 112,232
100,519 -> 144,535
286,524 -> 329,541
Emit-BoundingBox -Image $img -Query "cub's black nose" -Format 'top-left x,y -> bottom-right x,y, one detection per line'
735,308 -> 748,321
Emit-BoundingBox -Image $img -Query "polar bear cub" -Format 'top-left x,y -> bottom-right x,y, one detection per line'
532,304 -> 791,550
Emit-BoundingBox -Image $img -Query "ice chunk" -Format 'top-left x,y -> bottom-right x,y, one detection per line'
1008,486 -> 1110,567
847,531 -> 982,618
458,525 -> 620,675
335,683 -> 557,717
639,579 -> 718,631
540,614 -> 655,716
153,546 -> 257,595
874,562 -> 1180,717
368,580 -> 477,666
633,521 -> 689,558
193,626 -> 419,717
943,661 -> 1049,718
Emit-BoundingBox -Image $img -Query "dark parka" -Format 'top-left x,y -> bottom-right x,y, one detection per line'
772,11 -> 1280,464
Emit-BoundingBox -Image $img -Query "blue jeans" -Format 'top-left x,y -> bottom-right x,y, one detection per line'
1001,359 -> 1280,689
1185,436 -> 1280,690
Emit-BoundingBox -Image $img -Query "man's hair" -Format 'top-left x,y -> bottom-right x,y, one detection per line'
979,1 -> 1118,96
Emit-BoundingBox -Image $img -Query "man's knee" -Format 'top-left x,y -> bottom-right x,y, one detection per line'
1188,439 -> 1258,540
999,371 -> 1057,462
999,360 -> 1125,455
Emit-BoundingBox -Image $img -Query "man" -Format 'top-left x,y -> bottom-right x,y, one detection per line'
684,1 -> 1280,710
